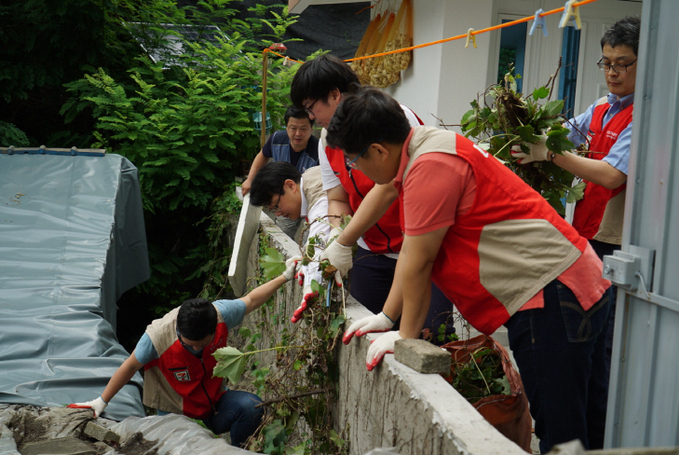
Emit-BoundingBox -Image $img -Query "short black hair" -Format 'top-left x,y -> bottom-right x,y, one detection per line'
176,298 -> 217,341
249,161 -> 302,207
601,16 -> 641,56
284,105 -> 314,127
290,54 -> 360,108
326,86 -> 411,158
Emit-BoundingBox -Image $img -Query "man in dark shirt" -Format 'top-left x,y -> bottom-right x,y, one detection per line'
242,106 -> 319,195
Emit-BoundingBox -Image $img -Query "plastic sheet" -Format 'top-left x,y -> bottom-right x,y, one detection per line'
0,153 -> 150,421
111,414 -> 253,454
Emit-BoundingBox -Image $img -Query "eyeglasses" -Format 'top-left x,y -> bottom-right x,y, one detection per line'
304,99 -> 319,117
345,138 -> 382,169
268,193 -> 282,212
596,58 -> 637,73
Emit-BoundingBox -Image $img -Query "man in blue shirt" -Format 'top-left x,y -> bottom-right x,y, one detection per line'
512,16 -> 640,373
71,259 -> 299,448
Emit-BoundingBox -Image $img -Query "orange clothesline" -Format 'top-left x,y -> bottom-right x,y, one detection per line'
261,0 -> 599,64
344,0 -> 598,62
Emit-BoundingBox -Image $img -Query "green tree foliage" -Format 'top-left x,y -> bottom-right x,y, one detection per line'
0,0 -> 184,145
57,1 -> 299,313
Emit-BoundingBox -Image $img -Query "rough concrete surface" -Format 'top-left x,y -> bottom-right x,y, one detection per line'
21,436 -> 97,455
335,301 -> 528,455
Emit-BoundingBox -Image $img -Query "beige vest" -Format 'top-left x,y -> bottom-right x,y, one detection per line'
143,305 -> 226,414
301,166 -> 325,213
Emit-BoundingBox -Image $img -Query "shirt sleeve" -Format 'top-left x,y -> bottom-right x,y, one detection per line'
400,104 -> 422,127
566,102 -> 595,148
261,132 -> 276,159
602,122 -> 632,175
213,299 -> 247,329
402,153 -> 476,236
133,333 -> 158,365
319,131 -> 341,191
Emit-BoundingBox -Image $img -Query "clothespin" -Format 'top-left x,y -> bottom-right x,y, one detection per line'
559,0 -> 582,30
465,28 -> 477,49
530,9 -> 548,37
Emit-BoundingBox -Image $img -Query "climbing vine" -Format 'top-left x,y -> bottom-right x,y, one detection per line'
214,218 -> 351,454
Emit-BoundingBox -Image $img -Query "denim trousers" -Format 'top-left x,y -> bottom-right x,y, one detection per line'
504,279 -> 611,453
202,390 -> 264,447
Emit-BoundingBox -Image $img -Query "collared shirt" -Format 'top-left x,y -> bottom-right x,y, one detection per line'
565,92 -> 634,175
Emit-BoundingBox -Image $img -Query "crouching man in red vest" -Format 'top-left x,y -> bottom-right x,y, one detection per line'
329,87 -> 612,453
71,260 -> 299,448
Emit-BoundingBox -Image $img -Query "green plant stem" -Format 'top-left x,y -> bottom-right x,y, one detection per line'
255,388 -> 332,408
471,348 -> 492,396
245,345 -> 305,356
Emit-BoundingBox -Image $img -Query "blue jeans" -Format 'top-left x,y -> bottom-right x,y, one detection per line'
203,390 -> 263,447
504,280 -> 610,453
159,390 -> 263,447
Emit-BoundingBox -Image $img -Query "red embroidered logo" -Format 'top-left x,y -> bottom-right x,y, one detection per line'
605,131 -> 619,141
173,369 -> 191,382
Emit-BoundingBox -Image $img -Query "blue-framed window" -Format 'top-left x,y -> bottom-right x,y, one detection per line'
498,20 -> 527,93
558,27 -> 581,118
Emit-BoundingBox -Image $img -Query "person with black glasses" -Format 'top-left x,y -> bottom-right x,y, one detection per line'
512,16 -> 640,373
330,86 -> 612,453
289,54 -> 456,344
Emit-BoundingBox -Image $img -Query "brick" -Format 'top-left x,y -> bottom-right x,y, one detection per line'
394,338 -> 451,374
84,421 -> 121,444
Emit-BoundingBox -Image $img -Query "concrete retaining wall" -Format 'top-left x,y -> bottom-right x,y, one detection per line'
238,214 -> 526,455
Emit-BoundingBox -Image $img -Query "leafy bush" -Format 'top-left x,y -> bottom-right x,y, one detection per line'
61,1 -> 299,311
0,121 -> 30,147
460,69 -> 585,215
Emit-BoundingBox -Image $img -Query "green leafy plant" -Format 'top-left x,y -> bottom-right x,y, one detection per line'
215,222 -> 350,454
58,0 -> 300,314
451,348 -> 511,403
460,68 -> 585,215
0,121 -> 30,147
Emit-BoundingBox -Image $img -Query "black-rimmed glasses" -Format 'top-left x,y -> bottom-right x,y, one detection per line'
345,139 -> 382,169
268,193 -> 282,212
596,58 -> 637,73
304,99 -> 319,117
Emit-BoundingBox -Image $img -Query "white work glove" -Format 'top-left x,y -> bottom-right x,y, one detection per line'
510,134 -> 550,164
366,331 -> 403,371
283,256 -> 301,281
68,396 -> 108,417
318,227 -> 353,284
342,311 -> 395,345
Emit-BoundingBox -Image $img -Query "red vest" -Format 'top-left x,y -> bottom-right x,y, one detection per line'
571,101 -> 632,239
144,322 -> 229,419
399,128 -> 589,334
326,146 -> 402,254
323,106 -> 423,254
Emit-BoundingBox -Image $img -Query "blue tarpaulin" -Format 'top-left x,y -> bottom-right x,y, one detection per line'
0,152 -> 149,420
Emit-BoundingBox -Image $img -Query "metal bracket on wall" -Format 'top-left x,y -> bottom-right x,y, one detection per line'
602,246 -> 655,292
